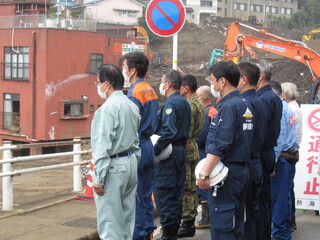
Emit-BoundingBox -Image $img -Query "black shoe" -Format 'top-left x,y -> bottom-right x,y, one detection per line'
291,222 -> 297,232
177,219 -> 195,238
155,225 -> 178,240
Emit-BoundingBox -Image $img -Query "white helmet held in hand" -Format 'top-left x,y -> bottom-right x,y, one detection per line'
151,134 -> 173,161
195,158 -> 228,187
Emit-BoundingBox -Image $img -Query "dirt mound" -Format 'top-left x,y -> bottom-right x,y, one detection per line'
148,18 -> 319,104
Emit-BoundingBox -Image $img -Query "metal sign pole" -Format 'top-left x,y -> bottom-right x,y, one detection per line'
173,33 -> 178,70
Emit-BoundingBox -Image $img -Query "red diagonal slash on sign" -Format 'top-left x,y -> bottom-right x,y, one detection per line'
155,5 -> 176,27
145,0 -> 186,37
308,109 -> 320,132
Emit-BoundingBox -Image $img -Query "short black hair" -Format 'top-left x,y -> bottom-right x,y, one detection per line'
122,51 -> 149,78
163,69 -> 182,90
208,61 -> 240,87
238,61 -> 261,86
97,64 -> 124,90
181,74 -> 198,92
270,79 -> 282,96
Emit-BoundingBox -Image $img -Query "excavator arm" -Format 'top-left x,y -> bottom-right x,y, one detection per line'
223,22 -> 320,81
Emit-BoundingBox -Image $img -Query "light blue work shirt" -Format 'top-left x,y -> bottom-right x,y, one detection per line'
91,90 -> 141,185
274,99 -> 299,161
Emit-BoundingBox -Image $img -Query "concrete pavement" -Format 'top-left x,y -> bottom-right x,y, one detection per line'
0,192 -> 319,240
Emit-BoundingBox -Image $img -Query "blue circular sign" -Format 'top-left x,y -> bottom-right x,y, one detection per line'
146,0 -> 186,37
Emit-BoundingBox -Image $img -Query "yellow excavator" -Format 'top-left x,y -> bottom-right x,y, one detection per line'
302,28 -> 320,41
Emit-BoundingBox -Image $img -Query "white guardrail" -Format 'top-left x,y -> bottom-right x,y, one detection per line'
0,137 -> 92,211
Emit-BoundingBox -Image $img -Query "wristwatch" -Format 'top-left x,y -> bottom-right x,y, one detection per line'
199,172 -> 209,180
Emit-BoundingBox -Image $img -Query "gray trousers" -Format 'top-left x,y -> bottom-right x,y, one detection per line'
94,155 -> 138,240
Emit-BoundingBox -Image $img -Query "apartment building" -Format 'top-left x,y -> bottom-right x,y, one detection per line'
177,0 -> 298,25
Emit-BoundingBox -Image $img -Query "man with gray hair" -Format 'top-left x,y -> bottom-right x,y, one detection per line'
256,60 -> 283,240
195,86 -> 218,229
154,69 -> 191,240
281,82 -> 302,231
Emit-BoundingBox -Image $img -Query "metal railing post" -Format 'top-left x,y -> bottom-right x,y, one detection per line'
73,137 -> 82,192
2,141 -> 13,210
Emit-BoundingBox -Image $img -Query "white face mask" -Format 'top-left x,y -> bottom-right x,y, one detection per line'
159,82 -> 167,96
97,83 -> 108,99
122,69 -> 131,88
211,82 -> 221,98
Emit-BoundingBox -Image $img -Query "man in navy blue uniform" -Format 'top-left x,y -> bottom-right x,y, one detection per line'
123,51 -> 159,240
256,60 -> 283,240
238,61 -> 267,240
154,69 -> 191,240
198,61 -> 254,240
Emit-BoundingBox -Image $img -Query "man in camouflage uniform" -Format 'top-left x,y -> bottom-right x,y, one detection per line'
177,74 -> 204,238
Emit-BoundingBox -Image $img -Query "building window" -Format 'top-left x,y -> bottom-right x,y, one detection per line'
201,1 -> 213,7
4,47 -> 29,80
90,105 -> 94,113
266,6 -> 279,14
114,9 -> 138,18
251,4 -> 263,12
281,7 -> 293,15
90,54 -> 103,74
234,3 -> 247,11
3,93 -> 20,131
64,103 -> 83,117
282,0 -> 293,2
218,7 -> 222,11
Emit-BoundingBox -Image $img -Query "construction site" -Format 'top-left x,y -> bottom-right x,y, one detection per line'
146,17 -> 320,105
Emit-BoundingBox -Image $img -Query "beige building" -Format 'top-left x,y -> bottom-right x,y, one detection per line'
180,0 -> 298,25
70,0 -> 144,25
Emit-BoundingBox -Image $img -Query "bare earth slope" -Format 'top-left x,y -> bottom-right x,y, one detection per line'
148,18 -> 320,104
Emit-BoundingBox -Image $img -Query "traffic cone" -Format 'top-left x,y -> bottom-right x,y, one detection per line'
75,159 -> 94,201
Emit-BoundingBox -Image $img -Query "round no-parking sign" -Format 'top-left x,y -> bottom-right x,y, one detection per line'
308,109 -> 320,132
146,0 -> 186,37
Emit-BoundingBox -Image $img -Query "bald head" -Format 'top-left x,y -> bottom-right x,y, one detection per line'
196,86 -> 214,105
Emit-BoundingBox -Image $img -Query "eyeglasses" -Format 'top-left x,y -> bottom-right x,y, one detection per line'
95,81 -> 102,86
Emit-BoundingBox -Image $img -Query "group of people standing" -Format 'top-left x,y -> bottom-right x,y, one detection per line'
90,51 -> 301,240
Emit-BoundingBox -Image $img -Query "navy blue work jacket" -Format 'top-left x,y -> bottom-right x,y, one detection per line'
154,91 -> 191,156
206,90 -> 254,164
241,89 -> 267,159
256,84 -> 282,148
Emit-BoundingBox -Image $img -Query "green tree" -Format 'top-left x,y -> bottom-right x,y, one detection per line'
289,0 -> 320,28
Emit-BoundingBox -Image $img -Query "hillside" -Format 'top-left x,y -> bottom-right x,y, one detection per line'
147,18 -> 320,104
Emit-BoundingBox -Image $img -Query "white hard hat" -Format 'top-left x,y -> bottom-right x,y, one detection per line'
195,158 -> 228,187
151,134 -> 173,161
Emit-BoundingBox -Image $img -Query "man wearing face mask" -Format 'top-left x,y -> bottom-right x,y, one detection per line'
154,69 -> 191,240
197,61 -> 254,240
238,61 -> 267,240
122,51 -> 159,240
91,64 -> 141,240
177,74 -> 204,238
